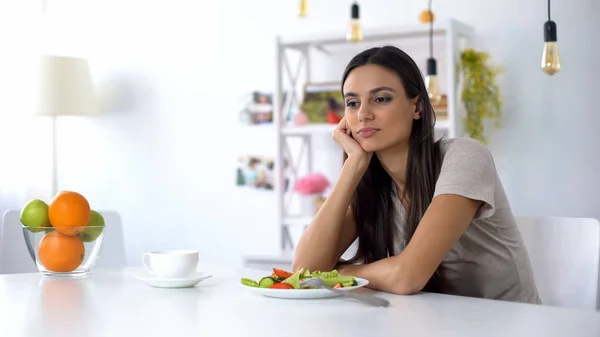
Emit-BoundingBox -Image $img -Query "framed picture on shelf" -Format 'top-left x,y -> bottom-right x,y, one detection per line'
238,92 -> 273,125
235,155 -> 292,192
236,155 -> 275,190
300,82 -> 343,124
239,91 -> 292,125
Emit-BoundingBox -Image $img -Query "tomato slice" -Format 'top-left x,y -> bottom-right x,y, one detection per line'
333,283 -> 342,288
272,268 -> 293,279
270,282 -> 294,289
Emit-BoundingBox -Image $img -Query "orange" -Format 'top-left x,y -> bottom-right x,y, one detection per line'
38,231 -> 85,272
48,191 -> 91,236
418,10 -> 435,23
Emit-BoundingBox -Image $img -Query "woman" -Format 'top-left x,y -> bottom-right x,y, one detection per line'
292,45 -> 541,304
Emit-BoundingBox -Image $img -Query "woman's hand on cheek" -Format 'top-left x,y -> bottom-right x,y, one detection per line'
333,117 -> 373,172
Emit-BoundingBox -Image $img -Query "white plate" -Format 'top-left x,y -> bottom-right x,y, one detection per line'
135,272 -> 213,288
240,277 -> 369,299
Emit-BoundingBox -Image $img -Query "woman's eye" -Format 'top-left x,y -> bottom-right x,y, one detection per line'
346,100 -> 359,108
375,96 -> 391,103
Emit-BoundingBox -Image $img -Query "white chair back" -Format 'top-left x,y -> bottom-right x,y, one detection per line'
0,210 -> 38,274
515,216 -> 600,311
93,210 -> 127,269
0,209 -> 126,274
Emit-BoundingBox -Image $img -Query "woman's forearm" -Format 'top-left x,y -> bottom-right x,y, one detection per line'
292,159 -> 365,272
336,256 -> 424,295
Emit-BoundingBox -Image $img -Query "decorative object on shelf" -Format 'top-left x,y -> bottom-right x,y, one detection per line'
314,196 -> 326,212
298,195 -> 320,216
347,2 -> 363,44
541,0 -> 561,76
293,172 -> 330,195
432,94 -> 448,120
458,48 -> 503,144
300,82 -> 343,124
418,9 -> 435,23
293,111 -> 309,126
298,0 -> 308,17
236,155 -> 275,190
293,173 -> 331,216
423,0 -> 441,104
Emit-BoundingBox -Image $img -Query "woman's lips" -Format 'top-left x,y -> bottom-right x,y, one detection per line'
357,127 -> 380,138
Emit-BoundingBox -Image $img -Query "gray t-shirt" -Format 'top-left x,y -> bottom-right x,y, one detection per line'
392,137 -> 541,304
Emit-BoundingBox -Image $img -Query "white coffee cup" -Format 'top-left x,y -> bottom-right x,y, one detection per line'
142,250 -> 199,279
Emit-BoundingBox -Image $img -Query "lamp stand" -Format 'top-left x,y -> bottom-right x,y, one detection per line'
50,115 -> 58,199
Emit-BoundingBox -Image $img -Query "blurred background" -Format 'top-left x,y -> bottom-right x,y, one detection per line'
0,0 -> 598,268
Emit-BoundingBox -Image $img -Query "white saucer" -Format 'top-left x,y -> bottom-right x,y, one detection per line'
135,272 -> 213,288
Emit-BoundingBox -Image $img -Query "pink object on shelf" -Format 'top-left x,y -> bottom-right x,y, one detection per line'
293,111 -> 309,126
293,173 -> 331,196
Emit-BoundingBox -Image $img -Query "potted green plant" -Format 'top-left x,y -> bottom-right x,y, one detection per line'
457,48 -> 503,144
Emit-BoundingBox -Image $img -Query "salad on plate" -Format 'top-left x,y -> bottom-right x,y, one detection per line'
241,267 -> 358,290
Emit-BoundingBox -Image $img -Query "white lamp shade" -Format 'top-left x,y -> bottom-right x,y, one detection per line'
37,55 -> 100,117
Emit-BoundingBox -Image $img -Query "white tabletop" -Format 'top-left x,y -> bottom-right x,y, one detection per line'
0,266 -> 598,337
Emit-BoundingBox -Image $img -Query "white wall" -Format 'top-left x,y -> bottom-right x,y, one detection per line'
1,0 -> 598,267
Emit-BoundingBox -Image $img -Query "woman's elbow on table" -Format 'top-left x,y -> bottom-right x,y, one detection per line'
358,260 -> 428,295
389,274 -> 427,295
387,261 -> 430,295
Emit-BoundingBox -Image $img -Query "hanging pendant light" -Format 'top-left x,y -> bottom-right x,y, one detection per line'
425,59 -> 441,103
424,0 -> 441,103
418,9 -> 435,23
347,2 -> 363,44
299,0 -> 308,18
541,0 -> 561,75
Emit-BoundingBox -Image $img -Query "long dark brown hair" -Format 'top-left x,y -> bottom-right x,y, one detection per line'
342,46 -> 443,289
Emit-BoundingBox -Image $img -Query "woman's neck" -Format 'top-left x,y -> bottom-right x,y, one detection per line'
376,143 -> 410,189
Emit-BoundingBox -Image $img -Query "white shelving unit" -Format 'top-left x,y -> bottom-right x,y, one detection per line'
244,18 -> 475,268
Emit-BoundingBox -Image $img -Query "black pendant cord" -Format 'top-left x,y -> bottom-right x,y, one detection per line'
428,0 -> 433,58
543,0 -> 557,43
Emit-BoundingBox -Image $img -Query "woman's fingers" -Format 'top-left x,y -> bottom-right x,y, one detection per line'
337,117 -> 348,132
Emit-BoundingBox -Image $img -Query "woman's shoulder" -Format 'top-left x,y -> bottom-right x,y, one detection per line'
434,139 -> 499,220
438,137 -> 495,163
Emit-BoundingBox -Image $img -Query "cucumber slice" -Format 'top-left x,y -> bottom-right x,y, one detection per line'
321,276 -> 355,287
258,277 -> 275,288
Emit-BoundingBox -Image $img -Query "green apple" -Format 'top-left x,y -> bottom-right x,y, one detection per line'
79,210 -> 105,242
20,199 -> 51,233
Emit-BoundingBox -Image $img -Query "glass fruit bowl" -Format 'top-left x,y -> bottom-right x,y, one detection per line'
22,224 -> 105,277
